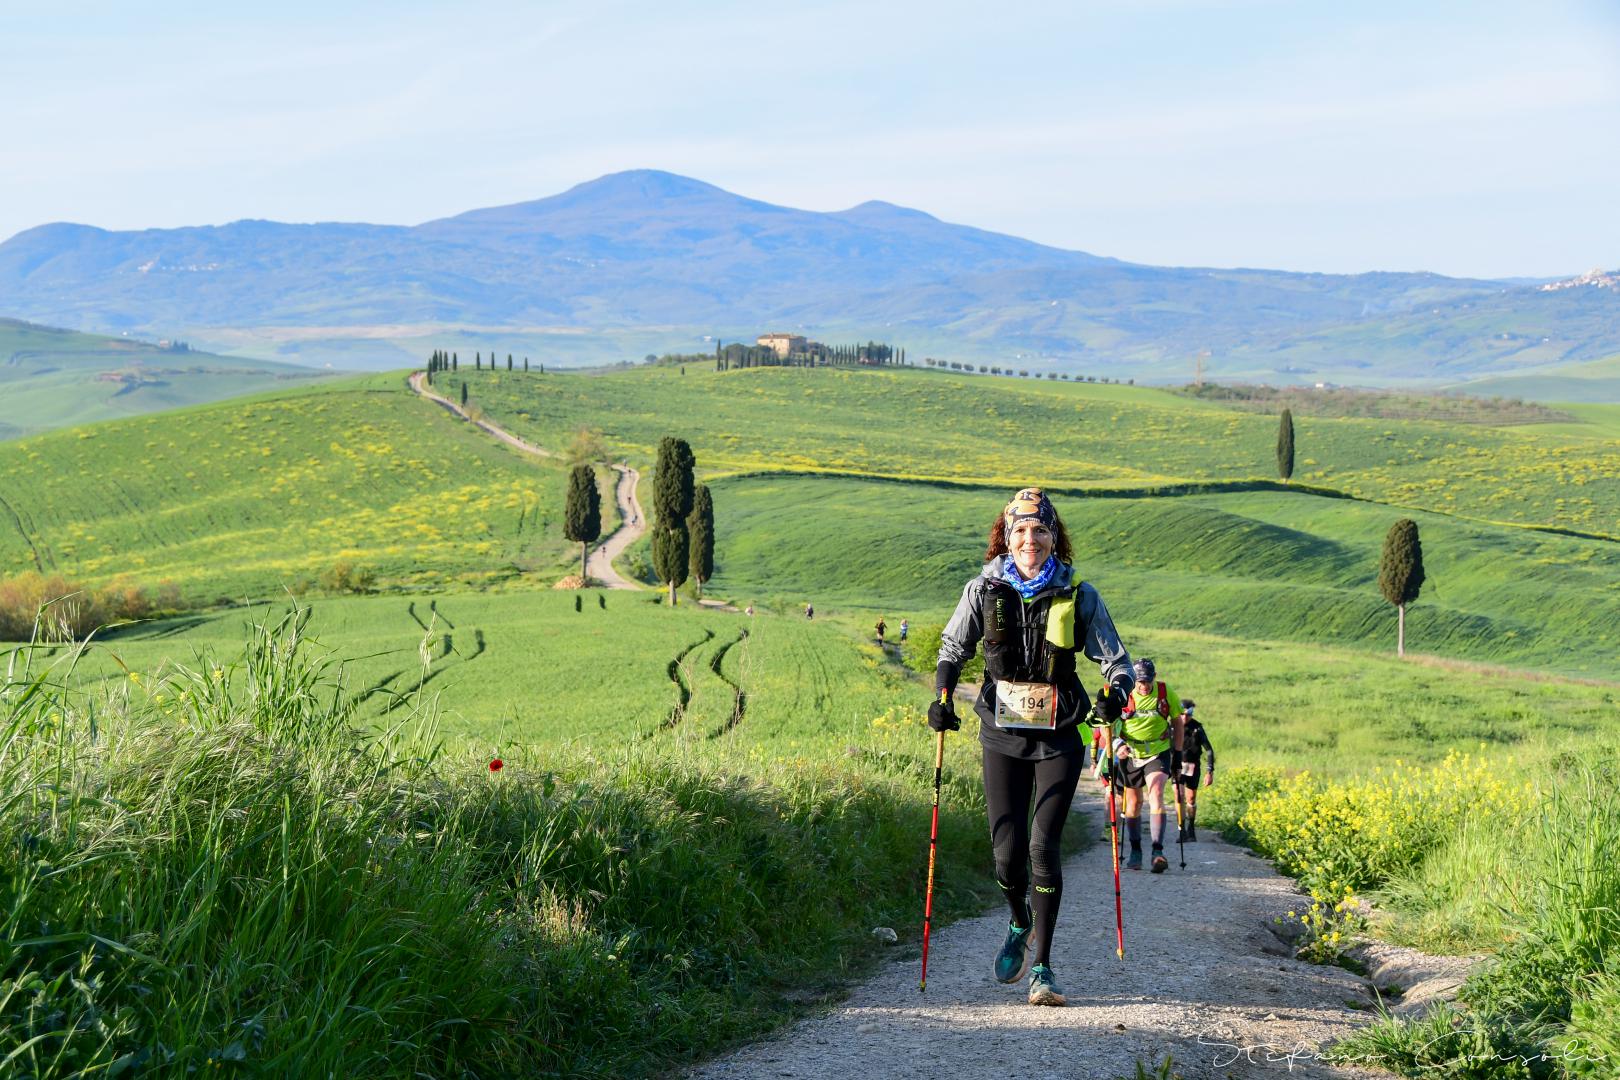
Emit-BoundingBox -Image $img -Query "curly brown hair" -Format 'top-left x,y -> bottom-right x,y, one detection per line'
985,511 -> 1073,564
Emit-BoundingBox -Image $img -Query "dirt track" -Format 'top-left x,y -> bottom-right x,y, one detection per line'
409,370 -> 645,589
690,784 -> 1435,1080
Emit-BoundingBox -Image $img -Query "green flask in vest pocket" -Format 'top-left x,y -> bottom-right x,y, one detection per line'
1045,592 -> 1076,649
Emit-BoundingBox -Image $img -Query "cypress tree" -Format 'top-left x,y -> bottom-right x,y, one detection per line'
460,382 -> 468,407
1277,408 -> 1295,483
452,353 -> 457,371
688,483 -> 714,598
564,464 -> 602,582
507,354 -> 513,371
651,436 -> 696,605
524,358 -> 529,372
1379,519 -> 1425,657
475,352 -> 481,370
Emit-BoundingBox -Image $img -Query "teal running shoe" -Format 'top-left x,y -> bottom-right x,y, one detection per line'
1027,963 -> 1067,1006
1125,846 -> 1143,871
993,922 -> 1033,983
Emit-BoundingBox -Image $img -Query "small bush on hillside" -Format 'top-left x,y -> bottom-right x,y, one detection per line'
901,623 -> 983,685
318,562 -> 375,594
1240,751 -> 1523,896
0,572 -> 180,641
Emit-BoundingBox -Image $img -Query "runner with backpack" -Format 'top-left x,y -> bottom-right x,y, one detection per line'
1174,698 -> 1215,841
1097,658 -> 1184,874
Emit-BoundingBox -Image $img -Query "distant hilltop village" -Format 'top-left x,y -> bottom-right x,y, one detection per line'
1539,269 -> 1620,292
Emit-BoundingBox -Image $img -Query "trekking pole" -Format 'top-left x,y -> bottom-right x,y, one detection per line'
1102,694 -> 1125,961
919,690 -> 947,993
1173,776 -> 1187,870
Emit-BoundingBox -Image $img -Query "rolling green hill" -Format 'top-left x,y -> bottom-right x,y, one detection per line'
698,475 -> 1620,676
1447,352 -> 1620,404
0,317 -> 333,439
0,374 -> 577,600
446,364 -> 1620,538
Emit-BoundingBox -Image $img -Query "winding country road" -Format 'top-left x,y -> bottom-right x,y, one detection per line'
587,464 -> 644,589
408,371 -> 645,588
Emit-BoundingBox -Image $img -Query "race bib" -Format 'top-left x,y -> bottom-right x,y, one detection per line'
1181,761 -> 1197,777
994,680 -> 1058,730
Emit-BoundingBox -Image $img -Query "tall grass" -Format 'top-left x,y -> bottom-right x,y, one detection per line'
1,610 -> 994,1076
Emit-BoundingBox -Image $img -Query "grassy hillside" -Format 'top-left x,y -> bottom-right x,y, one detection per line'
23,591 -> 1617,779
1447,351 -> 1620,404
0,317 -> 331,439
444,364 -> 1620,537
698,474 -> 1620,677
0,374 -> 578,600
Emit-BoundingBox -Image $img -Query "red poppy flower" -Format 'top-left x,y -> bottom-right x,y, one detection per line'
489,758 -> 504,772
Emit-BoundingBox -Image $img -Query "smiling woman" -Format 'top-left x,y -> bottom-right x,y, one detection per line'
926,486 -> 1136,1006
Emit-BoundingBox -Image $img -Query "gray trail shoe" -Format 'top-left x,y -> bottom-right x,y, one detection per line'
1125,846 -> 1143,871
1027,963 -> 1067,1006
993,922 -> 1033,984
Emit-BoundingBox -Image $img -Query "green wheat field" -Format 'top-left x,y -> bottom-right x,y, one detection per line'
5,361 -> 1619,1076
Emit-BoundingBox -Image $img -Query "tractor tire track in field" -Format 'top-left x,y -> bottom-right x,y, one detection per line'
429,599 -> 456,628
656,629 -> 715,733
0,491 -> 44,572
706,628 -> 749,737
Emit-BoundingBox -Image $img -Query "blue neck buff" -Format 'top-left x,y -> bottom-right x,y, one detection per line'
1001,555 -> 1058,599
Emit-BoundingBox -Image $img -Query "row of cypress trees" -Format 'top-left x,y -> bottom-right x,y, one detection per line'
651,437 -> 713,604
425,350 -> 544,378
564,436 -> 713,603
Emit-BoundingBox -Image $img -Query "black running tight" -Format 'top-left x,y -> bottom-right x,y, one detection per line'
982,746 -> 1085,966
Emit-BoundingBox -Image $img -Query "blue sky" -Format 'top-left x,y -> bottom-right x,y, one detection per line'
5,0 -> 1617,277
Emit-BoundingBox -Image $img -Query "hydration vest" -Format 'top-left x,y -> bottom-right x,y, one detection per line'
1122,681 -> 1170,723
1121,681 -> 1173,751
980,577 -> 1080,685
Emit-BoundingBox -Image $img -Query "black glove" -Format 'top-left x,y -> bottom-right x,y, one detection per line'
927,698 -> 960,732
1094,685 -> 1126,723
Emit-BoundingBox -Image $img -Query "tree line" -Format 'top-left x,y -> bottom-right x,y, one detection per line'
715,341 -> 906,371
424,350 -> 544,384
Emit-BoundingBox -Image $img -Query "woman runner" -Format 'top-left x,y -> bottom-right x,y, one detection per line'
928,488 -> 1134,1006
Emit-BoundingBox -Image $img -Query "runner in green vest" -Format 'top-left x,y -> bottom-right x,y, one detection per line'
1101,658 -> 1183,873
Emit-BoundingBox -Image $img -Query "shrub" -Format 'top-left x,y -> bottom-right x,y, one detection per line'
318,562 -> 375,594
1239,751 -> 1522,896
900,623 -> 983,685
0,572 -> 177,642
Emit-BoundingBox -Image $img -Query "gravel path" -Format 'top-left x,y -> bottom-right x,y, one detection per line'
691,785 -> 1405,1080
409,370 -> 646,588
586,463 -> 644,589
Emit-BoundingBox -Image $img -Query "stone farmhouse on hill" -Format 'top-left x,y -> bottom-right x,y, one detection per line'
756,333 -> 808,359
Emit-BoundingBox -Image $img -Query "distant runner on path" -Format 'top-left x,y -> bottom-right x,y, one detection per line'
1173,699 -> 1215,841
875,616 -> 887,645
805,602 -> 814,620
928,487 -> 1133,1007
899,618 -> 909,643
1101,658 -> 1184,874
